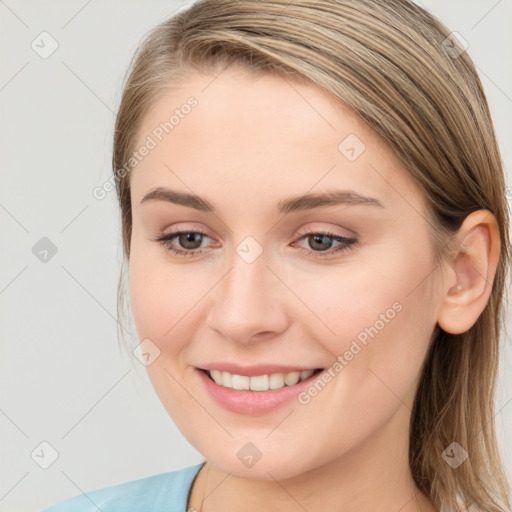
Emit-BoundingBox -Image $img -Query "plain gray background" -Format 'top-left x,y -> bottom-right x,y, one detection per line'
0,1 -> 510,511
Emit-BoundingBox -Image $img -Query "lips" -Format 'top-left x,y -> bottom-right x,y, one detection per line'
197,363 -> 321,376
195,365 -> 326,415
207,367 -> 323,390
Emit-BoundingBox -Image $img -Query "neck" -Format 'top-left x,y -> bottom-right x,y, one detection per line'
188,404 -> 437,512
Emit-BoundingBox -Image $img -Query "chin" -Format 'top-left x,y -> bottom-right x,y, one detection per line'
201,443 -> 320,482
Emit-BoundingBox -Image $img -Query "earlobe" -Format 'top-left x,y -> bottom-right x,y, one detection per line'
436,210 -> 500,335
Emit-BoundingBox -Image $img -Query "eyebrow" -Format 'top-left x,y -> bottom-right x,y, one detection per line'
139,187 -> 384,213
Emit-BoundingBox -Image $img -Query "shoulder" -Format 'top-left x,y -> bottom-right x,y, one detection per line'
39,462 -> 204,512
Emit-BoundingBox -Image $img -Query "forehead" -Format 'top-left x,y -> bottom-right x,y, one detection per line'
129,67 -> 425,217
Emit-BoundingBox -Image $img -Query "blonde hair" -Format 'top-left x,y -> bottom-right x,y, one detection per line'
112,1 -> 511,510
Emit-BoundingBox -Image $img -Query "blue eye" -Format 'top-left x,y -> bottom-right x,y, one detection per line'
154,230 -> 357,259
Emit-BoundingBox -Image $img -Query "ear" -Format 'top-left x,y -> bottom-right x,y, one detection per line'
437,210 -> 501,335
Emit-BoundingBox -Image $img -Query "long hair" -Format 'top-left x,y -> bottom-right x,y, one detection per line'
112,1 -> 511,510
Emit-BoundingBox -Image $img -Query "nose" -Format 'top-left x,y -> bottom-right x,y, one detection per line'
206,250 -> 289,345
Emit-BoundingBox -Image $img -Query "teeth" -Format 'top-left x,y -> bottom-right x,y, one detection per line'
249,375 -> 269,391
207,368 -> 316,391
231,374 -> 250,390
222,371 -> 232,388
284,371 -> 300,386
269,373 -> 284,389
300,369 -> 315,380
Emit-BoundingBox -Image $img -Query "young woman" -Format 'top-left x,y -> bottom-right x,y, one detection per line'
42,1 -> 511,511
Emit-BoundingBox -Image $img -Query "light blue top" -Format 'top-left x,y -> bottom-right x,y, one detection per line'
40,461 -> 446,511
40,462 -> 205,512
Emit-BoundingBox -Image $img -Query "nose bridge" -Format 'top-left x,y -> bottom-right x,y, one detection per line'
207,244 -> 286,343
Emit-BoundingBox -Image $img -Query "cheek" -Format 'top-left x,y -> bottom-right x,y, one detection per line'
282,252 -> 436,458
128,241 -> 214,361
129,256 -> 162,339
128,235 -> 180,355
129,226 -> 181,338
128,250 -> 200,417
295,257 -> 420,345
300,246 -> 436,395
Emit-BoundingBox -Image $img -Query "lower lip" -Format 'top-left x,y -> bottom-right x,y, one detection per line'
196,368 -> 323,416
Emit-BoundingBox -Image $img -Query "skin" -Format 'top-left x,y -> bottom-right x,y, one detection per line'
127,65 -> 500,512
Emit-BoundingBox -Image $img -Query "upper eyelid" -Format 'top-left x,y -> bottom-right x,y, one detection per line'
161,227 -> 356,247
300,226 -> 356,239
155,226 -> 359,261
162,229 -> 354,241
161,222 -> 356,239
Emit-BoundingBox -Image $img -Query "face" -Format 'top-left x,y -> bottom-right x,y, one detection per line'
128,66 -> 442,480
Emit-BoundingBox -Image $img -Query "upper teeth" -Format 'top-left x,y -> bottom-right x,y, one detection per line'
208,369 -> 316,391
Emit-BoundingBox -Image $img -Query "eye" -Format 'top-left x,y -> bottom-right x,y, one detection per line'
154,230 -> 213,257
291,229 -> 358,259
153,228 -> 358,259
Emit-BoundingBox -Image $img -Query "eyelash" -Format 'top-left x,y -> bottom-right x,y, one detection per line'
153,228 -> 358,259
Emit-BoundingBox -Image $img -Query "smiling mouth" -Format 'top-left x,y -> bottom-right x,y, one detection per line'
201,368 -> 324,391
